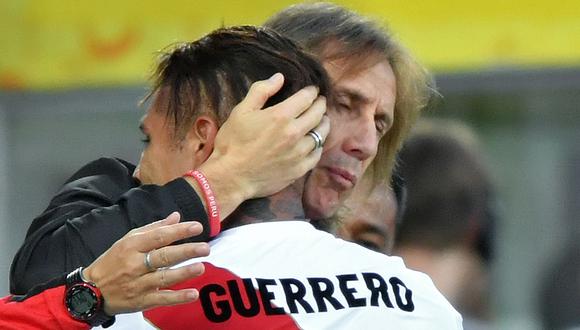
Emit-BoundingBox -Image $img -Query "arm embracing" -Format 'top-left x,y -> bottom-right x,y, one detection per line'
10,158 -> 209,295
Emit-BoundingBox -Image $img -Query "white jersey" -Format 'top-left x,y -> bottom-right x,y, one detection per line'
111,221 -> 462,329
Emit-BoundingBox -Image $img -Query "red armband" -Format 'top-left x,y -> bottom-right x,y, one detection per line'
184,170 -> 221,237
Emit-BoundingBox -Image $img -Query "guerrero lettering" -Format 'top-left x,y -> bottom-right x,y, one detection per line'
199,272 -> 414,322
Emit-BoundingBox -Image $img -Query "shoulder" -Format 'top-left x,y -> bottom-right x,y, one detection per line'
301,231 -> 464,327
65,157 -> 136,183
50,157 -> 138,203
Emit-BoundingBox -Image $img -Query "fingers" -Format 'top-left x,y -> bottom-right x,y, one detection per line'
296,114 -> 330,155
135,221 -> 204,253
281,115 -> 329,179
268,85 -> 319,118
314,114 -> 331,147
140,263 -> 205,292
129,212 -> 181,235
294,96 -> 327,136
141,288 -> 199,310
146,242 -> 210,270
236,73 -> 285,111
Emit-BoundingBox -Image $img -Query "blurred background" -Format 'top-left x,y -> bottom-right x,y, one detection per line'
0,0 -> 578,328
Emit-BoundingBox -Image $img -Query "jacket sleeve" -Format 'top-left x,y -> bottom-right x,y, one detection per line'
10,157 -> 210,295
0,274 -> 89,330
0,287 -> 89,330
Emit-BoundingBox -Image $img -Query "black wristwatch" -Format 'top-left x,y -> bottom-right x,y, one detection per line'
64,267 -> 115,328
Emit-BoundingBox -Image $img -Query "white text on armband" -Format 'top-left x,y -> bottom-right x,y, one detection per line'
195,172 -> 218,218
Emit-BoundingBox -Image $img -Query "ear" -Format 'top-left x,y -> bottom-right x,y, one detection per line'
186,115 -> 219,166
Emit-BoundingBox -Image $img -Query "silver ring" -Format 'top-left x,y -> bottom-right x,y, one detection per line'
307,130 -> 323,150
144,251 -> 156,272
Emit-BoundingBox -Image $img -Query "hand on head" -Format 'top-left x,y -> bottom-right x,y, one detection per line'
199,72 -> 329,210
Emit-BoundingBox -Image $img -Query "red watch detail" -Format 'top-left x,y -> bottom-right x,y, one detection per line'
65,282 -> 103,320
64,267 -> 115,327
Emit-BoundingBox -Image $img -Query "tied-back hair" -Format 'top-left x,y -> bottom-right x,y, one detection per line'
265,2 -> 436,184
145,25 -> 331,142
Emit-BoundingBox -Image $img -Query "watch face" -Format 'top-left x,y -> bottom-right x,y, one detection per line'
66,283 -> 99,320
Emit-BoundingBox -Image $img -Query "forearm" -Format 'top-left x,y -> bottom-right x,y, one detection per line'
192,157 -> 247,221
11,177 -> 209,295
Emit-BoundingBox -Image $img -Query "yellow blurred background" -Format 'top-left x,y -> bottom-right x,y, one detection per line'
1,0 -> 579,89
1,2 -> 580,329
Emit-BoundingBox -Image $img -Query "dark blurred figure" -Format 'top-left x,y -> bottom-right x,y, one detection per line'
394,119 -> 496,329
539,242 -> 580,330
333,169 -> 406,254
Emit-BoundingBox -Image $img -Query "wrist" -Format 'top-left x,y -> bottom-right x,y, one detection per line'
82,264 -> 116,316
81,266 -> 94,284
196,157 -> 249,218
65,267 -> 115,327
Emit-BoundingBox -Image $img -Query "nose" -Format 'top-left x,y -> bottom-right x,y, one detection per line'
343,118 -> 378,161
133,166 -> 141,181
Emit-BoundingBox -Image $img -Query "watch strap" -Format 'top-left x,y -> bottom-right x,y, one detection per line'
65,267 -> 116,328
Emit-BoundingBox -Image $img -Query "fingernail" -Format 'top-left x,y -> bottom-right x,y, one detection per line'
191,262 -> 205,274
189,222 -> 201,233
269,72 -> 282,83
186,289 -> 199,300
170,211 -> 181,221
306,85 -> 318,96
196,243 -> 210,255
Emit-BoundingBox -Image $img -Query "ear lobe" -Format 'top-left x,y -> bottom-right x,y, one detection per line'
190,115 -> 219,164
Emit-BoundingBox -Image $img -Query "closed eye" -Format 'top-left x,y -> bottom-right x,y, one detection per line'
339,103 -> 351,111
354,239 -> 381,252
139,122 -> 150,145
376,119 -> 388,137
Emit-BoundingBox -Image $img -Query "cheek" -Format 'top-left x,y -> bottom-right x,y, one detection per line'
135,149 -> 156,183
159,151 -> 190,182
321,129 -> 339,152
323,111 -> 357,153
335,224 -> 351,240
137,145 -> 180,185
321,125 -> 345,157
326,111 -> 349,134
170,149 -> 196,175
306,167 -> 329,190
303,170 -> 345,219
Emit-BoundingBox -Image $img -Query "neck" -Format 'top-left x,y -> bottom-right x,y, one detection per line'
223,180 -> 307,230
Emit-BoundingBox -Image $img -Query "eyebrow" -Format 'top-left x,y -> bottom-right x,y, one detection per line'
358,222 -> 389,237
336,87 -> 392,128
341,216 -> 388,237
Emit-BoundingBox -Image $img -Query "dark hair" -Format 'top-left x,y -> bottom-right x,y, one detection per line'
146,25 -> 330,141
390,166 -> 407,226
395,120 -> 495,261
265,2 -> 435,184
